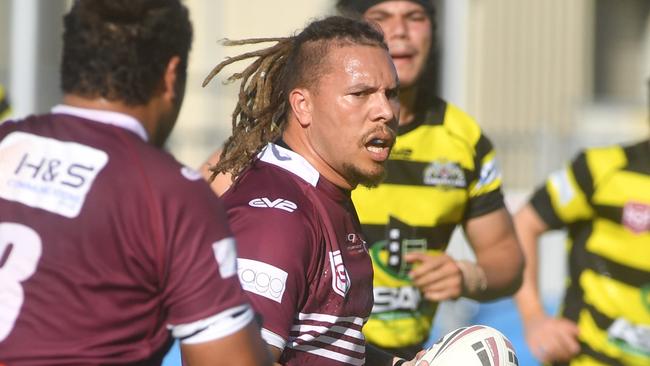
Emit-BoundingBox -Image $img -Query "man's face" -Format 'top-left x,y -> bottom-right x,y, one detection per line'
307,44 -> 399,188
364,1 -> 432,88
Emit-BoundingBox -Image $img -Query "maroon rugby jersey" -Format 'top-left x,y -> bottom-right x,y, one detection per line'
0,105 -> 252,365
223,142 -> 374,366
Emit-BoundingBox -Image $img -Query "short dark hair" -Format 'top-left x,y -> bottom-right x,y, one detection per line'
61,0 -> 193,106
336,0 -> 435,18
203,16 -> 388,178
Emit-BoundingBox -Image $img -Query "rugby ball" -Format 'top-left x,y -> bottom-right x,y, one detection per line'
415,325 -> 519,366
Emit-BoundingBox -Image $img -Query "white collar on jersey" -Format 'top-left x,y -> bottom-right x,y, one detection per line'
258,142 -> 320,187
51,104 -> 148,142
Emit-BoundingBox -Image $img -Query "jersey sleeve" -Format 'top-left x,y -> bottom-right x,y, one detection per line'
530,151 -> 595,229
226,201 -> 315,350
157,168 -> 253,340
465,133 -> 506,219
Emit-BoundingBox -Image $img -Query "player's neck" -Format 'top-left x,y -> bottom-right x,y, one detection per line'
398,86 -> 418,126
62,94 -> 157,140
282,123 -> 354,191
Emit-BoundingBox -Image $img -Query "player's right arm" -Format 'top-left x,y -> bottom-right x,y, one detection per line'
180,321 -> 273,366
513,153 -> 596,363
513,204 -> 580,363
158,169 -> 273,366
224,190 -> 314,364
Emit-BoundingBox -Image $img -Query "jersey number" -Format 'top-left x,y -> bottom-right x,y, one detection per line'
0,222 -> 42,342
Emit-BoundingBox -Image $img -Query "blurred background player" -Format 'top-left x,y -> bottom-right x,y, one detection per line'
513,136 -> 650,363
0,1 -> 271,365
335,0 -> 525,359
0,83 -> 11,122
202,15 -> 426,366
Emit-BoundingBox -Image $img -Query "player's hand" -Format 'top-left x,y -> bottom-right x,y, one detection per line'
524,314 -> 580,363
394,350 -> 427,366
405,252 -> 463,302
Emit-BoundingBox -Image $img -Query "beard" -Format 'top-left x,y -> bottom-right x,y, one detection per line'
341,161 -> 387,189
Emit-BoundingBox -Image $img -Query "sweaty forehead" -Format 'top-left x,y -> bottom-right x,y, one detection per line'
322,45 -> 397,86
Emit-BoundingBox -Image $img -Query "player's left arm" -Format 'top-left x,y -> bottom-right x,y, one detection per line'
462,207 -> 524,301
406,207 -> 523,303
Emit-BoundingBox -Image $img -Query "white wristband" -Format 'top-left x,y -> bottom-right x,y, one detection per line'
457,260 -> 488,297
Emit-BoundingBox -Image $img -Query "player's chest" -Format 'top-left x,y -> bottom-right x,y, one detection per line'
306,212 -> 373,315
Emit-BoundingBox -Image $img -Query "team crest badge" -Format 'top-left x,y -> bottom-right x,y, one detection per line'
622,202 -> 650,234
329,250 -> 351,297
423,161 -> 466,188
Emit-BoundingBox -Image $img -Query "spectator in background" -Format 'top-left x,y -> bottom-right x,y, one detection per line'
514,139 -> 650,365
0,1 -> 271,365
334,0 -> 524,360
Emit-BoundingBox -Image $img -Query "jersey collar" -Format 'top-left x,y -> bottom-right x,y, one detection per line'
258,142 -> 320,187
51,104 -> 148,141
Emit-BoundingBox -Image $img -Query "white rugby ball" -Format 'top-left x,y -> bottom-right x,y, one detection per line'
415,325 -> 519,366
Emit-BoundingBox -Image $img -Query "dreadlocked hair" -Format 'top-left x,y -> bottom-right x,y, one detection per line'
203,15 -> 387,180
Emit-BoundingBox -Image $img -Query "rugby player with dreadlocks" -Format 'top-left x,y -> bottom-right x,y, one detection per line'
202,15 -> 423,366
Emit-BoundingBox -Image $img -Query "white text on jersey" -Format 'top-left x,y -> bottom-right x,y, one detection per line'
248,197 -> 297,213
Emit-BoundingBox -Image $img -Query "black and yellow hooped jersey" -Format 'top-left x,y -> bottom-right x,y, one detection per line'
352,97 -> 505,349
531,141 -> 650,366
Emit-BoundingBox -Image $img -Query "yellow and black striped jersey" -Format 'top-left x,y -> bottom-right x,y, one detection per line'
531,140 -> 650,366
352,97 -> 505,349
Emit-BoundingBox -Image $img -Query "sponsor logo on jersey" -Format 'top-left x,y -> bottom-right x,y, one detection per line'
0,132 -> 108,218
622,202 -> 650,234
212,237 -> 237,278
475,157 -> 501,190
423,161 -> 466,188
549,169 -> 575,206
237,258 -> 287,303
372,286 -> 421,313
248,197 -> 297,213
180,166 -> 202,181
345,232 -> 368,254
390,148 -> 412,159
607,317 -> 650,356
642,284 -> 650,313
329,250 -> 351,297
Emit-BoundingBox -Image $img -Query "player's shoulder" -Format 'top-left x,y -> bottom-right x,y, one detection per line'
223,144 -> 320,225
437,99 -> 484,146
579,142 -> 640,185
226,163 -> 314,216
226,143 -> 317,201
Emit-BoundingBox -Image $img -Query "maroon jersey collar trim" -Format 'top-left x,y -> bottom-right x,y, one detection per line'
51,104 -> 148,141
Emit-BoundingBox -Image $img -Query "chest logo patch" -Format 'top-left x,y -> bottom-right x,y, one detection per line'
622,202 -> 650,234
423,161 -> 466,188
329,250 -> 351,298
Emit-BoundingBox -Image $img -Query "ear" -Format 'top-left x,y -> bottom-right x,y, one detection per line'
162,56 -> 181,102
288,87 -> 312,128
